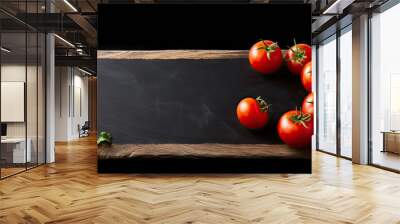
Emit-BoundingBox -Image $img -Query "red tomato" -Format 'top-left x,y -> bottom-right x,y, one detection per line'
277,110 -> 313,148
302,92 -> 314,116
285,43 -> 312,75
236,96 -> 270,129
249,40 -> 282,75
301,61 -> 312,92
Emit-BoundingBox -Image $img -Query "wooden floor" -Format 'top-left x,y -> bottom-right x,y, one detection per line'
372,150 -> 400,171
1,136 -> 400,223
1,167 -> 26,178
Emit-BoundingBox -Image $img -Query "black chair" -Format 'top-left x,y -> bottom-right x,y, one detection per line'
79,121 -> 90,138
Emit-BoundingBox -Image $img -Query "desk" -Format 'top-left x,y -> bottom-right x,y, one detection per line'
1,138 -> 31,163
382,131 -> 400,154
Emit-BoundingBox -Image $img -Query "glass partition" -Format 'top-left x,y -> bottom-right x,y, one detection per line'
339,26 -> 352,158
317,35 -> 337,154
27,30 -> 38,169
1,31 -> 28,177
0,3 -> 46,179
38,32 -> 45,165
370,3 -> 400,171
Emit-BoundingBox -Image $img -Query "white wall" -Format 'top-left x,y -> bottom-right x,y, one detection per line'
55,66 -> 89,141
71,72 -> 89,138
55,66 -> 69,141
1,65 -> 37,138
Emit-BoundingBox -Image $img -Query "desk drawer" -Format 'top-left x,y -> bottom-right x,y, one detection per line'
384,133 -> 400,154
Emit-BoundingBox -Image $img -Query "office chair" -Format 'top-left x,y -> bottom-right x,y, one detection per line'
79,121 -> 90,138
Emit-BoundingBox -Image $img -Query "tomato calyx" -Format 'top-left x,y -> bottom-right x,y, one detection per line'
256,40 -> 279,61
289,109 -> 311,128
256,96 -> 271,113
288,39 -> 307,65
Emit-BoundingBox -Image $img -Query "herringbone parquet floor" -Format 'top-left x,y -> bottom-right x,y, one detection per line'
1,136 -> 400,224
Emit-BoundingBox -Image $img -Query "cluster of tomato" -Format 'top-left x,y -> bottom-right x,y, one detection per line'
236,39 -> 314,149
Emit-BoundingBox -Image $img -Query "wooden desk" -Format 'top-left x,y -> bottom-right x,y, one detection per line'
1,138 -> 32,163
382,131 -> 400,154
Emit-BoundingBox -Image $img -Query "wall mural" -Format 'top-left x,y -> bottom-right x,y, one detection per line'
97,4 -> 312,173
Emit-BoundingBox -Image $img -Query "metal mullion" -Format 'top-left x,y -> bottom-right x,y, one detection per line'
36,0 -> 39,168
44,33 -> 47,164
44,0 -> 48,165
25,0 -> 28,171
315,44 -> 320,150
336,29 -> 341,157
367,10 -> 373,166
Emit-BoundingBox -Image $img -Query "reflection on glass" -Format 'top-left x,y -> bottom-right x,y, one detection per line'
27,31 -> 38,169
38,33 -> 46,165
1,32 -> 27,177
317,36 -> 337,154
0,1 -> 46,179
371,4 -> 400,171
339,28 -> 352,158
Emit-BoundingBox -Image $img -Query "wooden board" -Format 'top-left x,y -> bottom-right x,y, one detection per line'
98,144 -> 309,160
98,50 -> 248,60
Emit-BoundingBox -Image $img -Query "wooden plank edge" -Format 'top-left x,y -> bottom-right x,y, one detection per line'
97,50 -> 249,60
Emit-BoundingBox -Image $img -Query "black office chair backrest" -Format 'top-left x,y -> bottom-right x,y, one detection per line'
82,121 -> 90,129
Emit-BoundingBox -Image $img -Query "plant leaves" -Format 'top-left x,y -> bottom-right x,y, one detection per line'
97,131 -> 112,145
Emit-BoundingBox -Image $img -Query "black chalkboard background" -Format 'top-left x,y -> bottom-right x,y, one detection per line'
98,58 -> 307,144
97,4 -> 311,50
97,3 -> 312,173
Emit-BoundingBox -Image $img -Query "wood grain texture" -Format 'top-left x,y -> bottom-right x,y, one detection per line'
1,135 -> 400,223
98,144 -> 308,159
97,50 -> 248,59
0,167 -> 25,177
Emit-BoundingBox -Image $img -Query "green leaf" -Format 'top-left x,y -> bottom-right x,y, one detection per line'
97,137 -> 110,145
97,131 -> 112,145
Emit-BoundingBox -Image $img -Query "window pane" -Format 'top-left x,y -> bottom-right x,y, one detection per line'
371,3 -> 400,171
317,36 -> 337,154
339,28 -> 352,158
